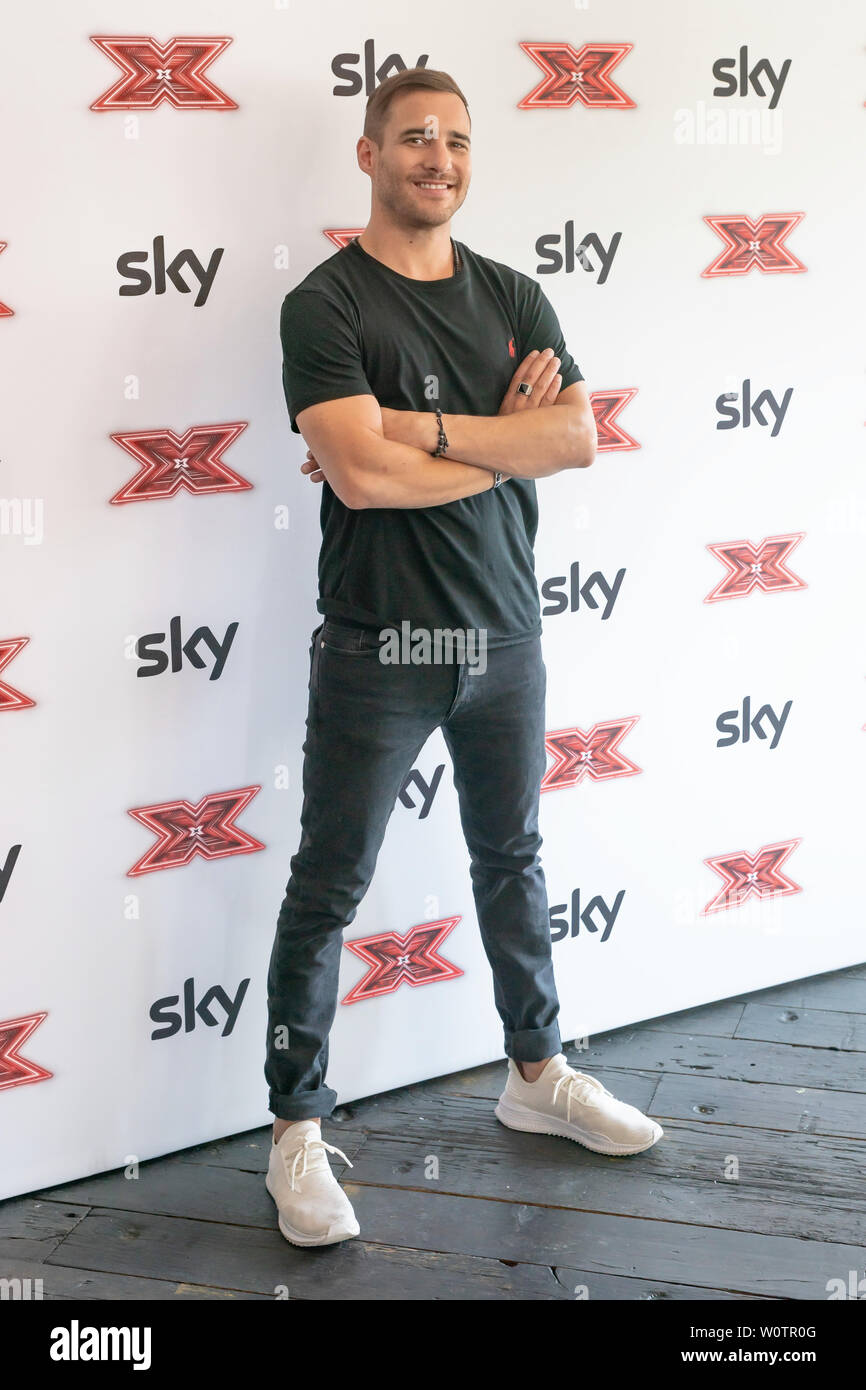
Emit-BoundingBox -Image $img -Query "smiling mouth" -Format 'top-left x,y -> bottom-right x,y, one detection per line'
413,181 -> 454,190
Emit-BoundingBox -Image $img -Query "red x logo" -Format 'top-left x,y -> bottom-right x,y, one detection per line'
0,1013 -> 52,1092
591,388 -> 639,451
90,35 -> 237,111
0,242 -> 12,318
701,213 -> 806,277
324,229 -> 365,249
109,423 -> 251,504
342,917 -> 463,1004
705,533 -> 806,603
542,717 -> 641,791
518,43 -> 635,109
127,786 -> 264,876
702,838 -> 802,916
0,638 -> 35,712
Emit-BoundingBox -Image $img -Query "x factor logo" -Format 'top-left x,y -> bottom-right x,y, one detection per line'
591,388 -> 639,452
0,1012 -> 52,1092
541,716 -> 641,792
701,213 -> 806,277
518,43 -> 635,109
704,533 -> 806,603
127,785 -> 264,876
342,917 -> 463,1004
0,242 -> 12,317
324,229 -> 365,249
0,638 -> 36,712
90,35 -> 237,111
109,422 -> 251,504
702,838 -> 802,916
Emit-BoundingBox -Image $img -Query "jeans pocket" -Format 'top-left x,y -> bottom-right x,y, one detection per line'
308,622 -> 324,672
320,620 -> 382,657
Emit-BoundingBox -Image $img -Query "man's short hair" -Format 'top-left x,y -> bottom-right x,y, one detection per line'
363,67 -> 470,148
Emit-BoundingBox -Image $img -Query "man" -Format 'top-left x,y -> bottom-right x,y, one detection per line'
265,67 -> 663,1248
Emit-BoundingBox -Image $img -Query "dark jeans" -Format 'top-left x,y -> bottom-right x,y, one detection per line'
264,617 -> 562,1120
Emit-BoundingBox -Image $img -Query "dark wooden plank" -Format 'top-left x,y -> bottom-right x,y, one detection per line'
29,1123 -> 366,1200
0,1257 -> 269,1300
337,1184 -> 859,1299
734,1002 -> 866,1051
0,1253 -> 774,1303
31,1101 -> 864,1245
575,1028 -> 866,1091
339,1098 -> 865,1245
36,1176 -> 856,1301
31,1162 -> 280,1229
639,998 -> 746,1038
415,1056 -> 660,1108
745,973 -> 866,1012
10,963 -> 866,1302
173,1129 -> 287,1172
652,1071 -> 866,1139
0,1198 -> 90,1262
172,1123 -> 367,1173
45,1208 -> 570,1300
551,1268 -> 779,1300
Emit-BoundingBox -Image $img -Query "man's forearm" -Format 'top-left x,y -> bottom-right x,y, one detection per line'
445,406 -> 593,477
384,406 -> 594,478
349,434 -> 494,510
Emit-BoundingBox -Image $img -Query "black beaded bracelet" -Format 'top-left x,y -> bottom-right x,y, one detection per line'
431,407 -> 449,457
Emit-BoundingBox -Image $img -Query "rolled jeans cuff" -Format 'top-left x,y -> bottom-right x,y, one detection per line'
269,1086 -> 338,1121
506,1024 -> 562,1064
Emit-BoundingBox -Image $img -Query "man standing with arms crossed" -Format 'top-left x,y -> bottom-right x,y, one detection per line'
265,67 -> 663,1248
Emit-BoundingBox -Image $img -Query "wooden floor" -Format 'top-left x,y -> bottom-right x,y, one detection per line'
5,964 -> 865,1301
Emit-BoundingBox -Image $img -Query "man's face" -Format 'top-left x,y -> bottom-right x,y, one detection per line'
363,90 -> 471,228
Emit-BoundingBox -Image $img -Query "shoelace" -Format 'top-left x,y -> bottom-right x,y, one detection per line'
551,1071 -> 612,1126
287,1133 -> 354,1192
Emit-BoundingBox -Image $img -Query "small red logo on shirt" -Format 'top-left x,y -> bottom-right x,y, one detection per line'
508,337 -> 515,357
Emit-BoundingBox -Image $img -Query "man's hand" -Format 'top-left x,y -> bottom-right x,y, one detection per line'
295,394 -> 496,509
498,348 -> 562,415
300,406 -> 424,484
301,449 -> 326,484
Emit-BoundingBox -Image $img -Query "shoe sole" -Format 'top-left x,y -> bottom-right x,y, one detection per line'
494,1097 -> 664,1155
265,1171 -> 360,1247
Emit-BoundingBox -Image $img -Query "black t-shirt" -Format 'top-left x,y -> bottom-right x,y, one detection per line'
279,235 -> 584,645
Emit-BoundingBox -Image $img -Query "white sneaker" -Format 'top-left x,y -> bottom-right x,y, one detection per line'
265,1120 -> 361,1246
495,1053 -> 664,1155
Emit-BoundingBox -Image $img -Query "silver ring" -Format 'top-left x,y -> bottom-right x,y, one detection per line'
517,382 -> 533,396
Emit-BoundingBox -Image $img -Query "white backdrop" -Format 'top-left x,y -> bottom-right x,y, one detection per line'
1,0 -> 864,1200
